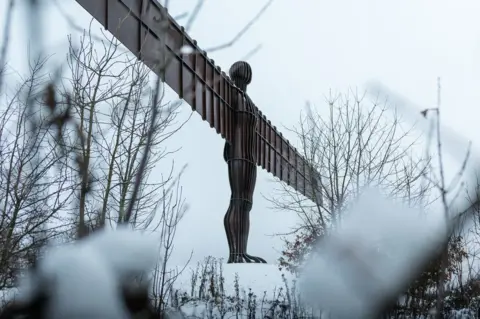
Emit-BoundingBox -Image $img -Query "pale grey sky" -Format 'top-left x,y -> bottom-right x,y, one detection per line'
2,0 -> 479,265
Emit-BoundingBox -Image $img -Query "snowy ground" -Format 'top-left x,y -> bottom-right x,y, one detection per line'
169,259 -> 322,319
2,188 -> 478,318
173,262 -> 292,298
166,188 -> 476,318
168,259 -> 477,319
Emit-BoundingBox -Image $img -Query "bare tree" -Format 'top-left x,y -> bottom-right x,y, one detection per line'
268,90 -> 431,273
151,177 -> 190,314
59,29 -> 187,233
0,56 -> 75,290
362,79 -> 474,318
421,78 -> 471,319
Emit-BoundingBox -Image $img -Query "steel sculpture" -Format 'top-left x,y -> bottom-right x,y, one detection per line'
223,61 -> 266,263
74,0 -> 322,263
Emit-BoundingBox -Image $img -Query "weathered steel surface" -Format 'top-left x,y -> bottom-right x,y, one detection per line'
74,0 -> 321,203
223,61 -> 266,263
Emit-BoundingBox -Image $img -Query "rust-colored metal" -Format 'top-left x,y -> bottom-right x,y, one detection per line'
223,61 -> 266,263
74,0 -> 322,263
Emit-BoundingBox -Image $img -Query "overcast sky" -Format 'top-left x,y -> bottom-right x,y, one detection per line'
2,0 -> 479,266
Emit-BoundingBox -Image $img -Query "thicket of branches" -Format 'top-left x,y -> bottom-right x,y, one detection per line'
269,85 -> 480,317
0,2 -> 189,314
0,57 -> 76,290
0,29 -> 188,299
270,91 -> 431,273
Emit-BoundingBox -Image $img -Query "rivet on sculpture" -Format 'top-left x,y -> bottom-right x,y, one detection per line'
223,61 -> 266,263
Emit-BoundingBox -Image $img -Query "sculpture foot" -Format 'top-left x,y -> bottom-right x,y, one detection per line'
227,253 -> 267,264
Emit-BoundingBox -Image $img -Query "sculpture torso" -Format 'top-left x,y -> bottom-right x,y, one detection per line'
224,93 -> 257,163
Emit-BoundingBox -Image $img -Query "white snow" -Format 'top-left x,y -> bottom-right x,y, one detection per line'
298,187 -> 446,319
174,262 -> 292,298
170,260 -> 307,319
2,191 -> 475,318
13,228 -> 158,319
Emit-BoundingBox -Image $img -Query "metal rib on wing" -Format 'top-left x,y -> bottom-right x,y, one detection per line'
74,0 -> 322,204
255,108 -> 321,203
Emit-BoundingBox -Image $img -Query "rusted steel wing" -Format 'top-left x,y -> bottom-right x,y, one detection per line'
74,0 -> 321,203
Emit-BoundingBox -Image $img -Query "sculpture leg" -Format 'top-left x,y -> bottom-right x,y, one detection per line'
224,156 -> 237,263
223,199 -> 248,263
223,214 -> 234,263
224,159 -> 266,263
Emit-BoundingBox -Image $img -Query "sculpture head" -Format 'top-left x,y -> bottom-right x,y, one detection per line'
229,61 -> 252,92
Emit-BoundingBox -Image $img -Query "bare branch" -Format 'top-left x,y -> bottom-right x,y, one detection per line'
205,0 -> 275,52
